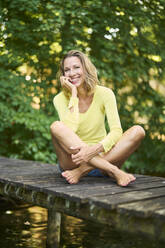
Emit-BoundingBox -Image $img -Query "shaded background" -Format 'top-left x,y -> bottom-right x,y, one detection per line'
0,0 -> 165,175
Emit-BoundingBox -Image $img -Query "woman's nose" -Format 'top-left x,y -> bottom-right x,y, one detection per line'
69,68 -> 76,77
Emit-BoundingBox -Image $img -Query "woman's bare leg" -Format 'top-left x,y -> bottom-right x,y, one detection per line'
50,121 -> 140,186
103,125 -> 145,167
64,125 -> 145,184
73,125 -> 145,174
51,131 -> 94,183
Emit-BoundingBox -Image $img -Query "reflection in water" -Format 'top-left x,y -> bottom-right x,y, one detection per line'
61,215 -> 165,248
0,198 -> 47,247
0,197 -> 165,248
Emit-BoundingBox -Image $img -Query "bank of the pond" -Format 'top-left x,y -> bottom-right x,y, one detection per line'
0,197 -> 165,248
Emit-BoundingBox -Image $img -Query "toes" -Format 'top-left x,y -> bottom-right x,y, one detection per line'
119,176 -> 136,187
68,178 -> 78,184
61,171 -> 79,184
61,172 -> 72,183
121,180 -> 130,187
68,178 -> 74,184
61,171 -> 67,178
130,175 -> 136,182
65,176 -> 74,184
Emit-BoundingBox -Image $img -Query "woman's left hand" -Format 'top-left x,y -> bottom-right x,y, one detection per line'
71,144 -> 103,165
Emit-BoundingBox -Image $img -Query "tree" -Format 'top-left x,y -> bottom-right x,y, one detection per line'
0,0 -> 165,174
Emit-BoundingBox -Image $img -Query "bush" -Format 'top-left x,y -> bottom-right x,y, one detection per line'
0,0 -> 165,174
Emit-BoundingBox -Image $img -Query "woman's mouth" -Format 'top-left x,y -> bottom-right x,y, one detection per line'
70,78 -> 79,84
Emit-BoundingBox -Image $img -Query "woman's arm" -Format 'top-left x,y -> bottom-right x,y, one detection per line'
69,88 -> 122,164
99,88 -> 123,153
70,142 -> 104,165
53,77 -> 79,132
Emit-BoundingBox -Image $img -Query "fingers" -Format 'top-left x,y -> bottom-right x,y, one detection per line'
70,146 -> 81,154
70,146 -> 81,149
71,153 -> 89,164
60,76 -> 77,93
70,145 -> 90,164
60,76 -> 69,86
71,154 -> 82,165
60,76 -> 71,86
60,76 -> 69,82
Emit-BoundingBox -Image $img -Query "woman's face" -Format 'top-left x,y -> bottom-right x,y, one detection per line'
63,56 -> 85,88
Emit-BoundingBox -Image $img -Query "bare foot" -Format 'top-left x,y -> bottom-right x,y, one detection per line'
62,165 -> 136,186
62,167 -> 83,184
109,167 -> 136,187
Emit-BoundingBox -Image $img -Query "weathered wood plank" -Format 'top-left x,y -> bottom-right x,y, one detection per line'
118,196 -> 165,217
0,157 -> 165,204
154,208 -> 165,217
1,176 -> 164,205
47,208 -> 61,248
42,181 -> 165,203
89,187 -> 165,209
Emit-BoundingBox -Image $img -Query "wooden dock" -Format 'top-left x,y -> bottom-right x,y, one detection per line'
0,156 -> 165,247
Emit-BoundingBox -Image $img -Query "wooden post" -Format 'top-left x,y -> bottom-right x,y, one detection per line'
46,207 -> 61,248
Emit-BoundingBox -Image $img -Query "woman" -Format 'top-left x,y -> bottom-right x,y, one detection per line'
50,50 -> 145,186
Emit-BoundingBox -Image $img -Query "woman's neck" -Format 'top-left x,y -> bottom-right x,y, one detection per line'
77,85 -> 87,99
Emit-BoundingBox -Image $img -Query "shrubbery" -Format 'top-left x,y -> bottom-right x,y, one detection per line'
0,0 -> 165,174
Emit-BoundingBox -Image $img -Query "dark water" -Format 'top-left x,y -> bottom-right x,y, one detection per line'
0,197 -> 164,248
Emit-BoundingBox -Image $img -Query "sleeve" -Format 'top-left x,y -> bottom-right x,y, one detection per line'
99,89 -> 123,152
53,94 -> 79,132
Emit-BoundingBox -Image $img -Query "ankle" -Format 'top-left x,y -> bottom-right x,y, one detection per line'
79,164 -> 93,175
109,165 -> 120,174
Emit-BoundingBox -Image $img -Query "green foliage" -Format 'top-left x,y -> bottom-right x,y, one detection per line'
0,68 -> 57,163
0,0 -> 165,174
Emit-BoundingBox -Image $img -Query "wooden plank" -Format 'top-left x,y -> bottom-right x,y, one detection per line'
20,180 -> 161,205
0,157 -> 55,168
63,182 -> 165,200
41,177 -> 165,200
0,162 -> 163,188
154,208 -> 165,218
6,172 -> 163,187
47,209 -> 61,248
118,196 -> 165,218
0,166 -> 57,174
89,187 -> 165,209
45,183 -> 165,203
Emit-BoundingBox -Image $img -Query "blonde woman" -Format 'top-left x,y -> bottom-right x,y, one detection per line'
50,50 -> 145,186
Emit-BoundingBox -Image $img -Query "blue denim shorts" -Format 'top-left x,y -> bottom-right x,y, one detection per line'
57,163 -> 106,177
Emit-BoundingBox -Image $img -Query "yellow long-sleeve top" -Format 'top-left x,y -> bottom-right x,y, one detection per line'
53,85 -> 123,153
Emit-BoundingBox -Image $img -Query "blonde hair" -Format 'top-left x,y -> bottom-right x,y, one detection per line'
57,50 -> 99,96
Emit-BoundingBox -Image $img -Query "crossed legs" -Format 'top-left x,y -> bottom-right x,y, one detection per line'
50,121 -> 145,186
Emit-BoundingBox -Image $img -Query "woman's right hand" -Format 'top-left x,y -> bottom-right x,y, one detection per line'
60,76 -> 77,96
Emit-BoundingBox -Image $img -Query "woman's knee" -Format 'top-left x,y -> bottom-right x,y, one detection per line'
130,125 -> 145,142
50,121 -> 76,154
50,121 -> 64,135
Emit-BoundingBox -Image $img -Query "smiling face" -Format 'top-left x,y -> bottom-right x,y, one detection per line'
63,56 -> 85,88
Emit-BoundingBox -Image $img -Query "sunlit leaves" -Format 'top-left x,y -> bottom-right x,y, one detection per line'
0,0 -> 165,172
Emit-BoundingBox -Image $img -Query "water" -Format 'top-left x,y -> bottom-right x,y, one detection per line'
0,197 -> 164,248
0,198 -> 47,247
